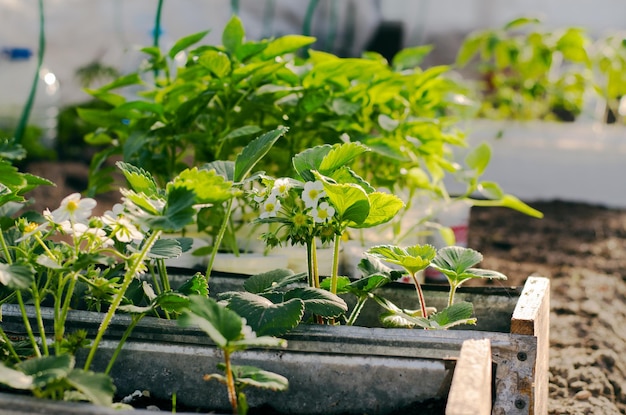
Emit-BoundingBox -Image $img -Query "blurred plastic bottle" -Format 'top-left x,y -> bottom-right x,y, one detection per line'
0,47 -> 60,147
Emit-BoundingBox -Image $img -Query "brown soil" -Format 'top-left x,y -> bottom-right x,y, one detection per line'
470,201 -> 626,415
24,162 -> 626,414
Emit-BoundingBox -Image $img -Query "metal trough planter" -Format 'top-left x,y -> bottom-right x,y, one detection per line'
0,275 -> 549,415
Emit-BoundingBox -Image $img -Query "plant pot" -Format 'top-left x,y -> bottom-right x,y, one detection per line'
0,275 -> 549,415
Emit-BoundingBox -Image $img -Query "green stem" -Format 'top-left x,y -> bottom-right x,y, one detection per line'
311,241 -> 319,289
54,272 -> 78,354
14,0 -> 45,144
105,314 -> 144,374
0,327 -> 20,361
448,283 -> 458,308
224,349 -> 238,414
330,234 -> 341,294
346,296 -> 367,326
0,229 -> 11,262
84,230 -> 161,371
410,271 -> 428,320
206,198 -> 235,281
305,240 -> 314,287
30,282 -> 48,356
157,258 -> 171,292
15,291 -> 41,357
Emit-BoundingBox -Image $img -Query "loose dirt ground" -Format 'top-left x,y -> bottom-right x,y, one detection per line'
470,201 -> 626,415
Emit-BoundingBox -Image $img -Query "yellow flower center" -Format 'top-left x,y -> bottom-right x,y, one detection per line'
67,200 -> 79,212
24,222 -> 38,233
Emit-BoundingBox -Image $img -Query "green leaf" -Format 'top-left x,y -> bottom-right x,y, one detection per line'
353,192 -> 404,229
429,302 -> 477,329
503,16 -> 541,30
222,125 -> 263,142
0,263 -> 35,290
431,246 -> 483,275
455,34 -> 484,67
227,292 -> 304,337
260,35 -> 316,59
16,354 -> 74,389
169,167 -> 234,204
0,363 -> 33,390
378,114 -> 400,132
155,292 -> 191,313
148,238 -> 190,259
160,187 -> 197,231
367,244 -> 436,275
292,145 -> 333,181
65,369 -> 116,407
178,295 -> 244,348
234,127 -> 287,182
177,273 -> 209,297
91,73 -> 142,93
169,30 -> 209,60
229,365 -> 289,391
222,16 -> 245,54
243,269 -> 306,294
284,287 -> 347,318
116,161 -> 158,197
465,143 -> 491,175
318,177 -> 370,225
198,50 -> 231,78
392,45 -> 433,70
318,142 -> 370,175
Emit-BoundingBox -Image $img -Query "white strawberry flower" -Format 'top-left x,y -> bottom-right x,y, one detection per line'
49,193 -> 96,224
310,201 -> 335,223
302,181 -> 326,209
260,194 -> 281,219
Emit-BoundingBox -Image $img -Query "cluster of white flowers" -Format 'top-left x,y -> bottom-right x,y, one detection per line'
258,179 -> 335,224
21,193 -> 145,249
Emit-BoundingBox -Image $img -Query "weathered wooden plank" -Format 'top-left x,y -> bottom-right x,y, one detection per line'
446,339 -> 492,415
511,276 -> 551,415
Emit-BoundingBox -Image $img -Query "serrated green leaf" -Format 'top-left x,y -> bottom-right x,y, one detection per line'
431,246 -> 483,275
353,192 -> 404,229
178,295 -> 244,348
228,365 -> 289,391
116,161 -> 158,197
148,238 -> 190,259
243,269 -> 305,294
367,244 -> 436,275
284,287 -> 347,318
315,173 -> 370,224
0,263 -> 35,290
177,273 -> 209,297
65,369 -> 115,406
0,363 -> 33,390
169,167 -> 234,204
227,292 -> 304,337
16,355 -> 73,389
234,127 -> 287,182
155,292 -> 191,313
429,302 -> 477,329
318,142 -> 370,175
292,145 -> 333,181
